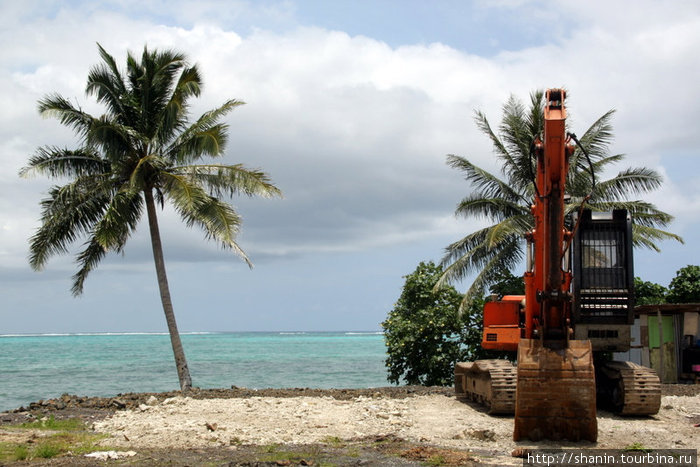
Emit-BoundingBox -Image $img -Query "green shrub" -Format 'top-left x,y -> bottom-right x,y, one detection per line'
634,277 -> 668,305
383,261 -> 487,386
667,265 -> 700,303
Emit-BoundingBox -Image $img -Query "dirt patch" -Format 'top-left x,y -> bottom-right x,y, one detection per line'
91,393 -> 700,453
2,385 -> 699,466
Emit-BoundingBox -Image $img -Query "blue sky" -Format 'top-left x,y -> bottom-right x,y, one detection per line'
1,0 -> 699,333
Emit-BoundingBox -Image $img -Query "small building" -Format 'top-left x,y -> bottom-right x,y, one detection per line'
613,304 -> 700,383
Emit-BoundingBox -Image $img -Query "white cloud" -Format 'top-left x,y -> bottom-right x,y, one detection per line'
1,1 -> 699,325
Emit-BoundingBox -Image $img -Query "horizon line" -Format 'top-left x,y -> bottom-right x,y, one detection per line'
0,330 -> 384,338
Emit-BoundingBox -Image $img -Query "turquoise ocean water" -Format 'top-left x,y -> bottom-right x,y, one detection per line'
0,332 -> 388,412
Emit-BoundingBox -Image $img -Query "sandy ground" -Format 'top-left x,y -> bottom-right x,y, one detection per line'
93,393 -> 700,461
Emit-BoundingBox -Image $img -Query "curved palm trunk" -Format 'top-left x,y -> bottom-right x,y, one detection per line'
144,188 -> 193,391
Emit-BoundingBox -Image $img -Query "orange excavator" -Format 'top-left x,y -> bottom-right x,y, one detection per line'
454,89 -> 660,441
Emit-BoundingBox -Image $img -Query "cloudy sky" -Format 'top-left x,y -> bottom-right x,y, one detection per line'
1,0 -> 698,333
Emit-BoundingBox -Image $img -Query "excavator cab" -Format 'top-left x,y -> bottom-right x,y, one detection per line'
572,209 -> 635,351
573,209 -> 660,415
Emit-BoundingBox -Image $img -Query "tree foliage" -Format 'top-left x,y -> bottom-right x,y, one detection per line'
488,269 -> 525,298
382,262 -> 464,386
438,90 -> 682,309
634,277 -> 668,305
667,265 -> 700,304
21,43 -> 281,390
382,261 -> 495,386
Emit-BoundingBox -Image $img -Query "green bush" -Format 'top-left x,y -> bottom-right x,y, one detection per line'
489,269 -> 525,297
667,265 -> 700,304
382,261 -> 492,386
634,277 -> 668,305
382,261 -> 462,385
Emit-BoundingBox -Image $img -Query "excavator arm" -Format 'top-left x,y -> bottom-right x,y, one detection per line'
514,89 -> 597,441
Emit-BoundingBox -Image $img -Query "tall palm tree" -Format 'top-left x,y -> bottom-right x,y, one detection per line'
21,44 -> 281,391
438,90 -> 682,308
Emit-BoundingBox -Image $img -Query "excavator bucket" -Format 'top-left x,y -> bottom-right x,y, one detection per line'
514,339 -> 597,442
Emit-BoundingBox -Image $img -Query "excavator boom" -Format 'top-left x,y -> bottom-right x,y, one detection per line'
513,89 -> 597,441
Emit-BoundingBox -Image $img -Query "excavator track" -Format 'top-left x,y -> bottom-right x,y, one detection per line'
514,339 -> 598,442
454,359 -> 516,414
597,361 -> 661,415
455,358 -> 660,416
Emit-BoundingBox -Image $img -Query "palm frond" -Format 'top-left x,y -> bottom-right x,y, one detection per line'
439,227 -> 491,269
157,64 -> 202,143
129,154 -> 168,190
93,187 -> 143,251
166,99 -> 245,164
38,94 -> 94,138
437,225 -> 523,289
592,167 -> 663,201
526,90 -> 545,138
590,153 -> 626,170
567,109 -> 614,193
473,110 -> 513,167
446,155 -> 528,205
459,236 -> 523,310
71,238 -> 107,296
575,109 -> 616,160
485,215 -> 531,249
175,164 -> 282,198
632,224 -> 685,252
455,195 -> 528,222
96,43 -> 124,85
87,116 -> 143,161
28,177 -> 112,270
161,171 -> 251,265
86,44 -> 128,119
499,95 -> 531,166
20,147 -> 107,179
567,153 -> 626,196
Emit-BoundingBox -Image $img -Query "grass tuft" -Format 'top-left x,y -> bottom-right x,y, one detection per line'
34,442 -> 62,459
322,435 -> 344,448
0,416 -> 110,462
427,454 -> 447,466
20,415 -> 85,431
261,443 -> 280,453
13,445 -> 29,461
257,444 -> 325,465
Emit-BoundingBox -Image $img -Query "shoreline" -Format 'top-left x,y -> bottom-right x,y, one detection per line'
3,382 -> 698,415
3,386 -> 454,416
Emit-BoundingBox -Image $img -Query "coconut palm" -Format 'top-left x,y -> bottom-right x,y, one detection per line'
438,90 -> 682,308
21,44 -> 281,391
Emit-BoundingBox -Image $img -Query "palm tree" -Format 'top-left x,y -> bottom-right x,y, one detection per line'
21,44 -> 281,391
438,90 -> 682,308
